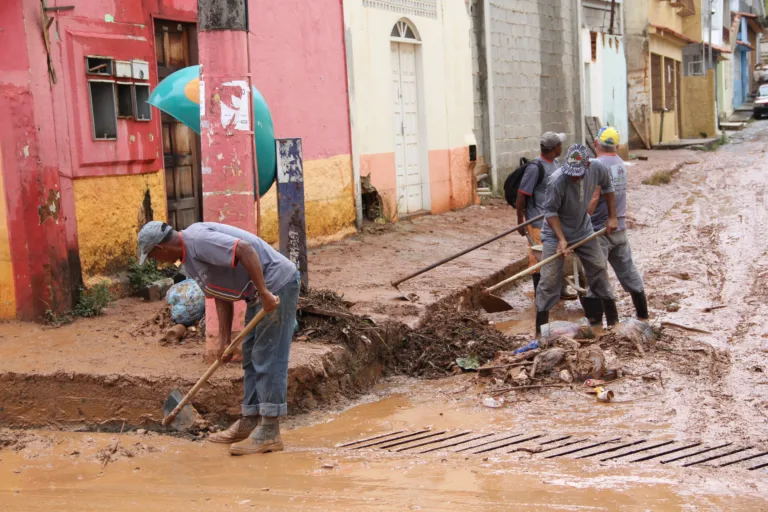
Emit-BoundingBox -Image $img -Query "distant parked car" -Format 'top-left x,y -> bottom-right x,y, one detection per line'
756,85 -> 768,118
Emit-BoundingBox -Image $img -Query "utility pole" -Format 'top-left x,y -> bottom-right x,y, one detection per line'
198,0 -> 257,362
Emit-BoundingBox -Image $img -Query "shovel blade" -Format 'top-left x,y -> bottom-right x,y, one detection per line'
163,388 -> 201,432
479,293 -> 513,313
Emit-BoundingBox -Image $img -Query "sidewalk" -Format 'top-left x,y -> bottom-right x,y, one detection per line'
0,199 -> 532,428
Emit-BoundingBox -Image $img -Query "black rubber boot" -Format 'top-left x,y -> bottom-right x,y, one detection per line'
532,273 -> 541,296
579,296 -> 604,326
602,299 -> 619,327
631,291 -> 649,320
535,310 -> 549,336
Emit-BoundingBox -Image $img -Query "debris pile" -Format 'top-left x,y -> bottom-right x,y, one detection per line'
394,305 -> 526,378
295,289 -> 379,349
478,320 -> 660,396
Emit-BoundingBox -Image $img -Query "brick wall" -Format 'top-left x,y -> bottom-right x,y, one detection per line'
487,0 -> 581,183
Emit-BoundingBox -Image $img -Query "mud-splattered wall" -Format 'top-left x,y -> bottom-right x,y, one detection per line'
73,172 -> 167,278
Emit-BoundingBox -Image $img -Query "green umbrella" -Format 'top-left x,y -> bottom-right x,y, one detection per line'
148,65 -> 276,197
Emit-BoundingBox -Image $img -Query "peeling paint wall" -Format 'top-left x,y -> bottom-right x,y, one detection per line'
73,171 -> 167,277
256,155 -> 357,246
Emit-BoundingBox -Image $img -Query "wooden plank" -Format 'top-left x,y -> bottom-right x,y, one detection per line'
629,116 -> 651,150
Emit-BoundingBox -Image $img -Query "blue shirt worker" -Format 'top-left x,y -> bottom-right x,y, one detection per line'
581,127 -> 648,325
137,221 -> 300,456
535,144 -> 619,335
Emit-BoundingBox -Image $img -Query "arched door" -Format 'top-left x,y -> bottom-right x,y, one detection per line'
390,20 -> 424,215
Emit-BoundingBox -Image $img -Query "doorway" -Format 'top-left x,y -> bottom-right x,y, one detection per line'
390,19 -> 426,216
154,19 -> 201,230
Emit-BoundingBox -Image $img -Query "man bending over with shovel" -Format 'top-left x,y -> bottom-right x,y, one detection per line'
137,221 -> 300,455
535,144 -> 619,336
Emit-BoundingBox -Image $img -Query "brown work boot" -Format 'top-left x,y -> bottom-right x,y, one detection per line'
229,420 -> 284,455
207,416 -> 259,444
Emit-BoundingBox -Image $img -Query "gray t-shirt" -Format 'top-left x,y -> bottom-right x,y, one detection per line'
518,157 -> 560,229
590,155 -> 627,232
541,159 -> 615,246
179,222 -> 297,303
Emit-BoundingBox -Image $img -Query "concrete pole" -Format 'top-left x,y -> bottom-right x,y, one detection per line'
483,0 -> 498,192
198,0 -> 257,362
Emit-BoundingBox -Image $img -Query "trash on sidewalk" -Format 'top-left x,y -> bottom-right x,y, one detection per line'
513,339 -> 542,355
482,396 -> 504,408
568,345 -> 606,381
167,279 -> 206,326
559,369 -> 573,383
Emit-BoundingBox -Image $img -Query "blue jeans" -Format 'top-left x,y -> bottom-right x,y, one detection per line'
241,271 -> 300,417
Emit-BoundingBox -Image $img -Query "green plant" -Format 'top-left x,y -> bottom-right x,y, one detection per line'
72,282 -> 114,318
127,257 -> 163,293
43,308 -> 73,327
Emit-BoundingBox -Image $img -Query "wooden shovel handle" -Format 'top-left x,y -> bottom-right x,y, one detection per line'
162,299 -> 278,427
485,229 -> 607,294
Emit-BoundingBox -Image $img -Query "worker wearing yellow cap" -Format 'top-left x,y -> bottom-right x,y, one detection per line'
582,127 -> 648,325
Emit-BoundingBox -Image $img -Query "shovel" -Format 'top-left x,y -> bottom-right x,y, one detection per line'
479,228 -> 607,313
390,214 -> 545,300
162,299 -> 278,431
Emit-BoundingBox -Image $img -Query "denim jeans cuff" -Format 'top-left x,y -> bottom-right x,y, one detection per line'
242,403 -> 288,417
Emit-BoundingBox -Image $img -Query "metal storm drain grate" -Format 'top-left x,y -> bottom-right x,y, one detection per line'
338,430 -> 768,471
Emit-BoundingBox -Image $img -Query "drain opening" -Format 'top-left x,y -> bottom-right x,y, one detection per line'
630,442 -> 702,463
660,443 -> 733,464
682,446 -> 753,467
546,438 -> 623,459
576,440 -> 647,459
396,432 -> 471,452
601,440 -> 676,462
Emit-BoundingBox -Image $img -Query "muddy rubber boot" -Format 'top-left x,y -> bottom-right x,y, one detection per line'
207,416 -> 260,444
579,296 -> 604,326
631,291 -> 649,320
602,299 -> 620,328
535,311 -> 549,336
229,417 -> 284,455
532,273 -> 541,296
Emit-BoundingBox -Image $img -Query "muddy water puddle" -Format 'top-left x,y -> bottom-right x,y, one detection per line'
2,380 -> 766,511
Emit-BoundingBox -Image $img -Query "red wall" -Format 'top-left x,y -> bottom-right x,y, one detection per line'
248,0 -> 352,161
0,0 -> 351,318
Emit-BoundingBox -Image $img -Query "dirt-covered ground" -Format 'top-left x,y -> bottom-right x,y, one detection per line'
2,121 -> 768,509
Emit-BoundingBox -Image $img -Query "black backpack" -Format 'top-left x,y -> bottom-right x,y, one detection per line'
504,157 -> 545,207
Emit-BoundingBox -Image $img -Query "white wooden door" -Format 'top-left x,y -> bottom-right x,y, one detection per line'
391,42 -> 423,214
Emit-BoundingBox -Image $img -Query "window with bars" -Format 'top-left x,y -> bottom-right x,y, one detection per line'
590,31 -> 597,61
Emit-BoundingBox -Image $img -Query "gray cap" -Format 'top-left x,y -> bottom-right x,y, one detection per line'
540,132 -> 567,150
137,221 -> 172,264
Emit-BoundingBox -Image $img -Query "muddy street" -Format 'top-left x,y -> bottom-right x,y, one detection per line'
3,122 -> 768,510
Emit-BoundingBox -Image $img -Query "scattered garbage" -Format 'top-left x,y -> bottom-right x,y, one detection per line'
583,379 -> 606,388
513,339 -> 541,355
166,279 -> 206,326
530,348 -> 566,379
568,345 -> 606,381
559,369 -> 573,383
595,387 -> 615,403
541,319 -> 595,340
456,355 -> 482,371
482,396 -> 505,408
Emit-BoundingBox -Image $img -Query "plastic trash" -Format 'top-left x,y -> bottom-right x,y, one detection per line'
541,320 -> 595,340
166,279 -> 206,326
482,397 -> 504,408
513,340 -> 541,355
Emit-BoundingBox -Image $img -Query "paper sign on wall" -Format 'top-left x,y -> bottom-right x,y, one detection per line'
220,80 -> 250,131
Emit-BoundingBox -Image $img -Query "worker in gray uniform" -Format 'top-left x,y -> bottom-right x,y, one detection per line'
581,127 -> 648,325
535,144 -> 619,335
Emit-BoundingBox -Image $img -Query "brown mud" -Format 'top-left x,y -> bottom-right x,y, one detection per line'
1,378 -> 766,511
